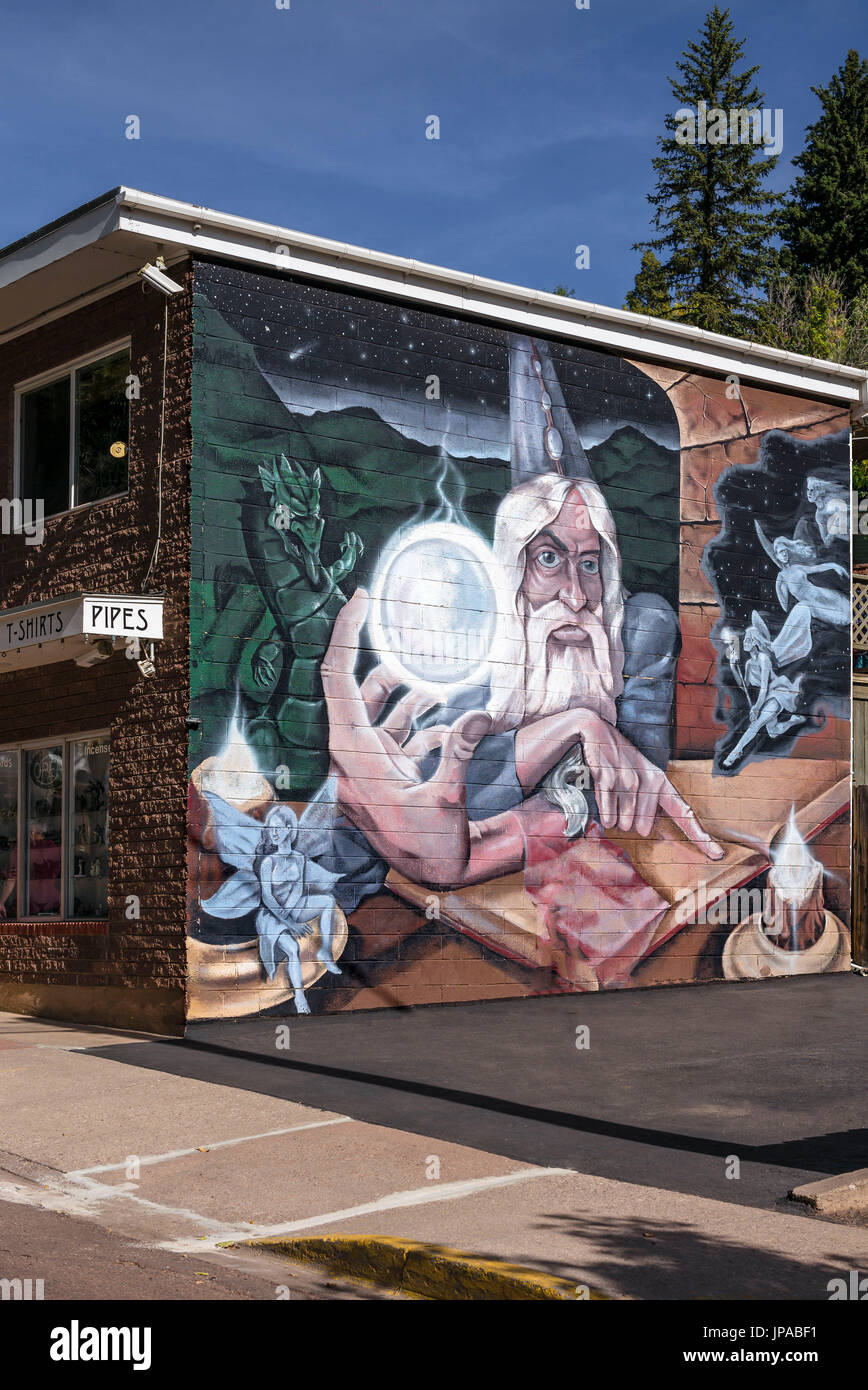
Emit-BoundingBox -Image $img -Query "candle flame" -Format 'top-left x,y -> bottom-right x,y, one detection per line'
769,807 -> 823,906
202,713 -> 262,805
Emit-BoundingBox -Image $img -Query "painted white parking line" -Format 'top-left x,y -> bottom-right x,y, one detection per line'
53,1177 -> 233,1232
0,1178 -> 99,1220
0,1171 -> 238,1233
67,1115 -> 354,1179
161,1166 -> 573,1253
5,1153 -> 570,1261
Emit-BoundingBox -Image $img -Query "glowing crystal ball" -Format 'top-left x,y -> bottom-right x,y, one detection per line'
369,522 -> 501,688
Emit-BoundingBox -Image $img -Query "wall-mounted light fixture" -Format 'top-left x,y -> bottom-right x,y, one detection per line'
138,257 -> 184,296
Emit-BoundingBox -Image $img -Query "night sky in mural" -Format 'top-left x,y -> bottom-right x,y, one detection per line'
704,428 -> 850,774
196,262 -> 681,456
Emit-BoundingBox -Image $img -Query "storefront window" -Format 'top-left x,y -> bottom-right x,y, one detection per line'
0,735 -> 110,920
0,751 -> 18,922
25,746 -> 63,916
71,738 -> 110,918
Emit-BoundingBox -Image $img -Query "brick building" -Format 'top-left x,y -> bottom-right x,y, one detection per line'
0,188 -> 864,1033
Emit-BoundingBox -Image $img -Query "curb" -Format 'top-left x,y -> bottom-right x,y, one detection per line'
789,1169 -> 868,1215
238,1234 -> 609,1300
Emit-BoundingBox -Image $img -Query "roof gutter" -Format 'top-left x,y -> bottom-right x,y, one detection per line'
1,185 -> 865,410
114,189 -> 867,410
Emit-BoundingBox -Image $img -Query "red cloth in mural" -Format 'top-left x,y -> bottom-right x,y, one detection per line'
523,813 -> 668,988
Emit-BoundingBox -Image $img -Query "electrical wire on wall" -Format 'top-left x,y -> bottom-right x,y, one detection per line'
142,296 -> 168,594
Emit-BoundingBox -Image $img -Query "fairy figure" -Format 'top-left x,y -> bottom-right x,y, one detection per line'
722,604 -> 814,769
720,627 -> 748,703
754,521 -> 849,628
199,792 -> 342,1015
805,476 -> 849,548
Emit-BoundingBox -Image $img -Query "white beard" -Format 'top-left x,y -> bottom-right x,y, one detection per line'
521,600 -> 616,724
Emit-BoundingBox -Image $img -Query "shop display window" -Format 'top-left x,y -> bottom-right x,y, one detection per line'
0,735 -> 109,919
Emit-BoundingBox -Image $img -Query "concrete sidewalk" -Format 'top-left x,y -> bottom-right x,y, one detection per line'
1,1004 -> 866,1300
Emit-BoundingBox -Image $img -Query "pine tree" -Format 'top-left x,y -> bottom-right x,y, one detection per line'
623,251 -> 675,317
782,50 -> 868,300
631,6 -> 782,336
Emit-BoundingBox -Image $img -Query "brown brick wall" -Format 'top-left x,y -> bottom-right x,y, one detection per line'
0,266 -> 193,1032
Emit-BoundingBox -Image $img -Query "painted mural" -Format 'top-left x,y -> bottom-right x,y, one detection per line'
186,263 -> 851,1018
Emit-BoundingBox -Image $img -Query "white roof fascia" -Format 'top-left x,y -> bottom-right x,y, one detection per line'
115,189 -> 866,406
0,196 -> 121,291
1,185 -> 864,406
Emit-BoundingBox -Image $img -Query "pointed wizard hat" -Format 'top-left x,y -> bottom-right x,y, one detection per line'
509,333 -> 592,488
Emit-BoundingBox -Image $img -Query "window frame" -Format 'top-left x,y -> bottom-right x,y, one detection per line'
0,729 -> 110,921
66,732 -> 112,922
13,339 -> 132,521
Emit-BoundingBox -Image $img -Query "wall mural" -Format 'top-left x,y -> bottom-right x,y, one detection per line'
706,430 -> 850,772
187,264 -> 851,1018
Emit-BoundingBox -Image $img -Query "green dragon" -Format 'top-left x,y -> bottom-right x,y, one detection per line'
206,455 -> 363,793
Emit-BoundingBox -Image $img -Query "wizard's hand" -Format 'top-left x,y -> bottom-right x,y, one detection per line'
321,589 -> 491,886
578,713 -> 724,857
515,706 -> 723,858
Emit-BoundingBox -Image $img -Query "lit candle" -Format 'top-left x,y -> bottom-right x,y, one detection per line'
762,808 -> 825,951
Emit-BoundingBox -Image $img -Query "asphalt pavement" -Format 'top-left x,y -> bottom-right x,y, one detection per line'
1,987 -> 866,1301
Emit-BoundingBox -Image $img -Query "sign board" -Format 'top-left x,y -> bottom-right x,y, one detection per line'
0,593 -> 164,668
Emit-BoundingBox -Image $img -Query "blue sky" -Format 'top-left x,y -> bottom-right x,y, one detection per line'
1,0 -> 863,310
